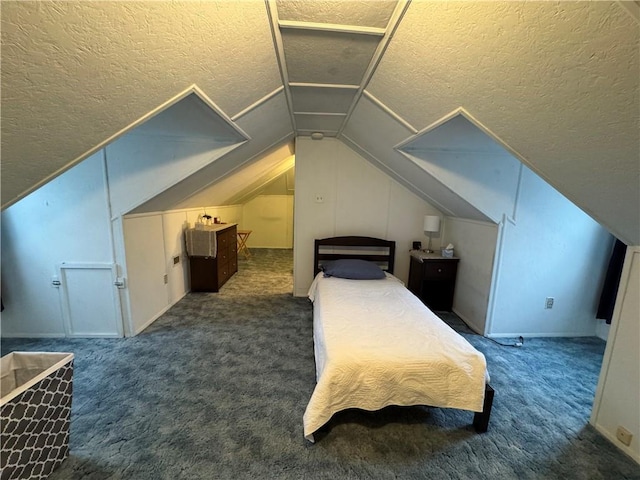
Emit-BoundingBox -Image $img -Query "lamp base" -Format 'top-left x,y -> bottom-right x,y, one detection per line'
424,233 -> 435,254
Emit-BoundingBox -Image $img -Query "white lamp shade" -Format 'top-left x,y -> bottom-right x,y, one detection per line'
423,215 -> 441,233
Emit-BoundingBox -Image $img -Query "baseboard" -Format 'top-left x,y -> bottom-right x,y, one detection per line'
65,333 -> 122,338
448,309 -> 594,342
593,421 -> 640,465
451,308 -> 484,335
595,321 -> 610,341
0,333 -> 66,339
132,304 -> 172,336
130,288 -> 190,336
171,290 -> 188,305
487,331 -> 598,339
294,288 -> 309,298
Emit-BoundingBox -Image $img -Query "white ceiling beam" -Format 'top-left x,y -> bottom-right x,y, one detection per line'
265,0 -> 297,132
341,133 -> 458,217
293,112 -> 347,117
226,156 -> 295,205
289,82 -> 359,90
336,0 -> 412,137
297,129 -> 339,134
618,0 -> 640,23
171,131 -> 294,207
363,90 -> 417,134
231,86 -> 284,122
278,20 -> 386,36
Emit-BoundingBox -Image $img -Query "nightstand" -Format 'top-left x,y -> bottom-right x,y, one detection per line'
408,251 -> 459,311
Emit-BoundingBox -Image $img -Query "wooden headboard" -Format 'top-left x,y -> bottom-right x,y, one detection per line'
313,236 -> 396,276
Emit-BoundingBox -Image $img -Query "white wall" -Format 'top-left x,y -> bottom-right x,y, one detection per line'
407,150 -> 520,223
186,205 -> 243,229
0,100 -> 244,338
162,211 -> 190,305
104,119 -> 247,335
242,195 -> 293,248
122,215 -> 170,335
442,217 -> 498,334
592,246 -> 640,463
409,137 -> 613,338
106,133 -> 238,216
119,205 -> 243,335
488,167 -> 613,337
293,137 -> 443,296
1,151 -> 115,336
395,123 -> 616,338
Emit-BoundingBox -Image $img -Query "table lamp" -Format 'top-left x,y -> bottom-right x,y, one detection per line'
423,215 -> 441,253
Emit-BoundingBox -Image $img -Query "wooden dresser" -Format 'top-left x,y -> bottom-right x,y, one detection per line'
188,224 -> 238,292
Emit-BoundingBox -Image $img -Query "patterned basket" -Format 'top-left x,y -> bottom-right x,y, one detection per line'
1,352 -> 74,480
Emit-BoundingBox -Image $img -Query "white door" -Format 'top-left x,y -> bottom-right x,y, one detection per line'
58,263 -> 124,337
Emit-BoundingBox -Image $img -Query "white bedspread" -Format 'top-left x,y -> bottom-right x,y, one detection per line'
304,273 -> 487,442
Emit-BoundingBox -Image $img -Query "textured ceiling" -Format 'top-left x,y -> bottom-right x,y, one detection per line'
367,1 -> 639,244
276,0 -> 397,27
1,1 -> 282,207
1,1 -> 638,244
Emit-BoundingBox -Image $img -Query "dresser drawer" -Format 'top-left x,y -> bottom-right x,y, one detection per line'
217,226 -> 236,249
189,256 -> 217,292
217,230 -> 229,249
422,261 -> 457,280
218,253 -> 232,281
217,248 -> 230,265
217,260 -> 230,283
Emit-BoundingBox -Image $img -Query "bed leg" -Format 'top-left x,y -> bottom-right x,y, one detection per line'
473,384 -> 494,433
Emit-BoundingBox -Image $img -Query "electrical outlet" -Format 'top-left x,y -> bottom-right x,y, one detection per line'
315,194 -> 324,203
545,297 -> 554,309
616,426 -> 633,446
163,274 -> 168,285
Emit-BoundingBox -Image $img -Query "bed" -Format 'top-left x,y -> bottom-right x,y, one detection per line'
303,236 -> 494,442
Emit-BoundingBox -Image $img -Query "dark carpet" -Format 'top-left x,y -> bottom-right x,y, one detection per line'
2,249 -> 638,479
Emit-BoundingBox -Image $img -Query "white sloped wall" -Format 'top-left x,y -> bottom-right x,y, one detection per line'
0,151 -> 114,336
488,167 -> 613,337
106,134 -> 240,217
406,126 -> 613,337
1,99 -> 247,337
403,150 -> 520,224
442,217 -> 498,335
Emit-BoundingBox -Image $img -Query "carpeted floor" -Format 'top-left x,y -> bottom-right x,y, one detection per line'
2,249 -> 638,479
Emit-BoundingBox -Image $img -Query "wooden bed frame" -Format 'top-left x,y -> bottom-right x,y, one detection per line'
313,235 -> 494,433
314,235 -> 396,276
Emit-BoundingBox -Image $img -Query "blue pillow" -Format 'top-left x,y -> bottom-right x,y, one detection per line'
322,259 -> 386,280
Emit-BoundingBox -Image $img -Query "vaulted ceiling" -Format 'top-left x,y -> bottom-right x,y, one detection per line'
2,1 -> 638,244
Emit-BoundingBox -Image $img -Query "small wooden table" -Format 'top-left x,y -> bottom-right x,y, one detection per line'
237,230 -> 252,258
408,251 -> 459,311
